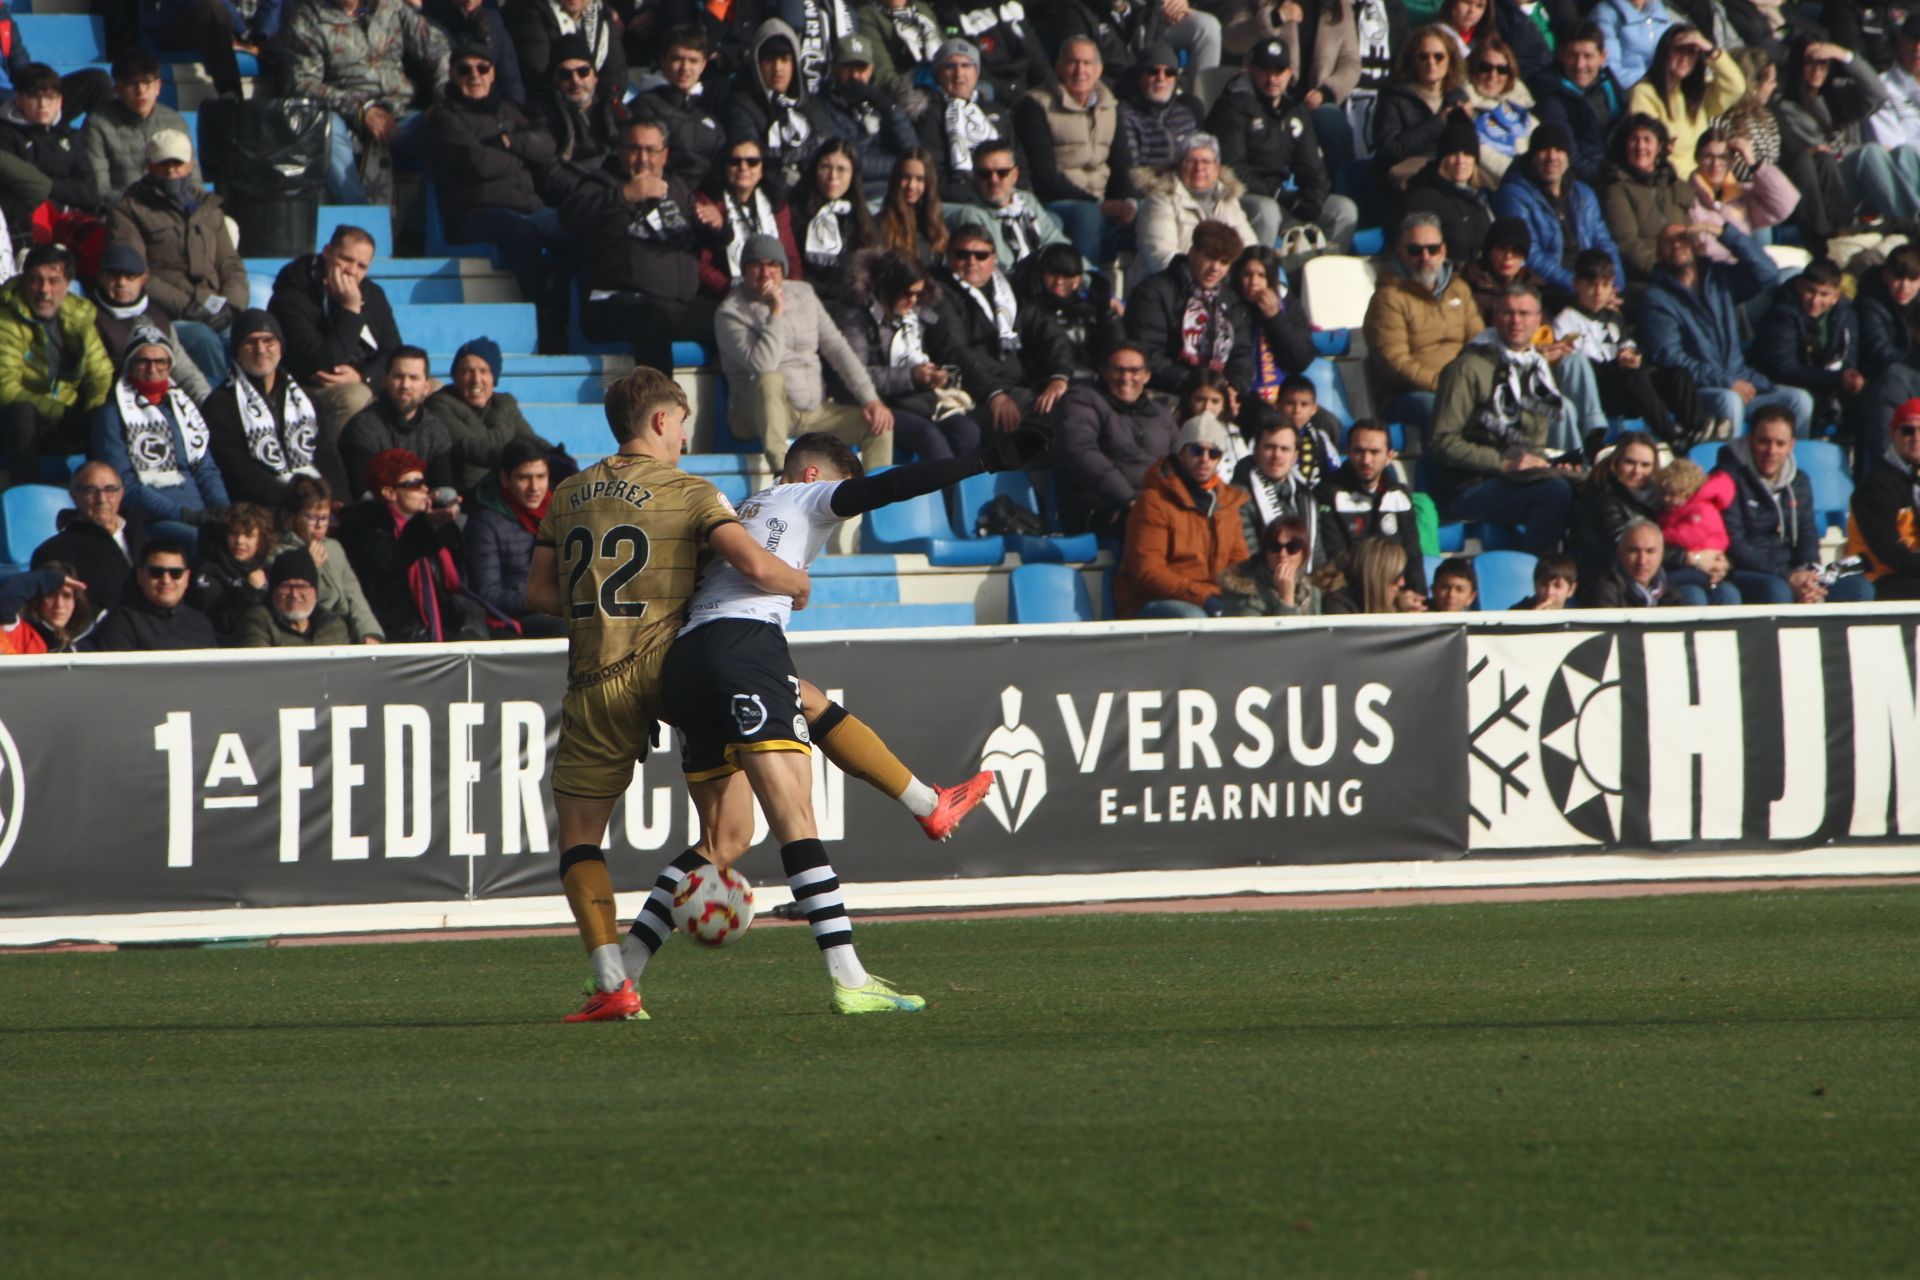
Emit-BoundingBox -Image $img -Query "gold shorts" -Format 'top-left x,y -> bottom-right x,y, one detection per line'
552,644 -> 672,801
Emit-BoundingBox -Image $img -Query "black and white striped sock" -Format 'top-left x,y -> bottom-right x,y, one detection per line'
781,838 -> 868,988
621,848 -> 708,979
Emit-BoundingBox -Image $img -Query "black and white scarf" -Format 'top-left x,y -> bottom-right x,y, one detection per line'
942,92 -> 998,174
1465,329 -> 1565,447
114,378 -> 211,490
994,194 -> 1043,260
766,91 -> 815,164
547,0 -> 610,70
875,302 -> 931,367
232,367 -> 319,482
959,270 -> 1021,352
887,3 -> 942,63
724,189 -> 779,280
1179,284 -> 1234,372
627,193 -> 691,246
794,0 -> 857,96
805,201 -> 850,268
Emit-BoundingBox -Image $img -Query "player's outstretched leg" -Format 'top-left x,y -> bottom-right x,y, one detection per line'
806,692 -> 993,842
781,836 -> 926,1015
620,847 -> 710,984
558,844 -> 644,1023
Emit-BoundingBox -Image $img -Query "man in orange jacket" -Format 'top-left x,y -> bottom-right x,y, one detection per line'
1115,412 -> 1250,619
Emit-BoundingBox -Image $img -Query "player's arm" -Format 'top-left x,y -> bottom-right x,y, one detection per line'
710,521 -> 811,609
525,544 -> 562,617
826,428 -> 1050,518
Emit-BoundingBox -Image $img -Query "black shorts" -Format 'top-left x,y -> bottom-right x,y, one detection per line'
661,618 -> 811,781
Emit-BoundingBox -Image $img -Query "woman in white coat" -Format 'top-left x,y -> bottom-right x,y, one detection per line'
1133,134 -> 1263,278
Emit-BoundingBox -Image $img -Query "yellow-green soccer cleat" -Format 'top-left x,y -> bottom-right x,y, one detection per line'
831,975 -> 927,1015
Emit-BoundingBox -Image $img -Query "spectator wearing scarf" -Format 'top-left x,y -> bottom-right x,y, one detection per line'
1843,396 -> 1920,600
89,328 -> 230,529
914,39 -> 1024,206
336,447 -> 486,642
465,436 -> 564,636
203,309 -> 326,507
724,20 -> 834,190
506,0 -> 627,94
1124,220 -> 1256,397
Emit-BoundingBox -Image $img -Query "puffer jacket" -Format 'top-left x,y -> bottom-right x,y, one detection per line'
1637,221 -> 1777,392
0,279 -> 113,423
281,0 -> 449,127
1115,458 -> 1250,616
235,604 -> 353,647
1855,266 -> 1919,378
1752,293 -> 1860,400
1124,259 -> 1257,395
1600,161 -> 1695,284
1370,82 -> 1469,179
1052,382 -> 1177,528
1489,162 -> 1622,296
462,475 -> 540,618
106,177 -> 246,324
1362,264 -> 1480,395
1115,78 -> 1205,172
80,100 -> 203,204
925,265 -> 1076,405
1592,0 -> 1678,89
1717,443 -> 1819,578
1218,554 -> 1323,617
427,386 -> 553,491
1015,76 -> 1136,204
504,0 -> 627,90
1401,161 -> 1495,264
1132,167 -> 1261,279
272,529 -> 384,641
0,102 -> 98,227
426,85 -> 556,223
1207,73 -> 1332,217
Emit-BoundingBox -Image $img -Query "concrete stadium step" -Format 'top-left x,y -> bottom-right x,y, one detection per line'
787,602 -> 974,631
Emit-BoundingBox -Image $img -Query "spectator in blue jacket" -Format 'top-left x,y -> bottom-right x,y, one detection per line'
1716,408 -> 1875,604
1490,121 -> 1622,310
90,334 -> 230,538
1529,24 -> 1628,187
463,436 -> 563,637
1751,259 -> 1861,437
1637,220 -> 1815,438
1592,0 -> 1678,90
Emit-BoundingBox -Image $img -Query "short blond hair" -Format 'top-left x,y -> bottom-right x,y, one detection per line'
1655,458 -> 1705,507
603,365 -> 690,444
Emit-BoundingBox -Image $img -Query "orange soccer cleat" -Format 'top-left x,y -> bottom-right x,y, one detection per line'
564,979 -> 646,1023
917,771 -> 995,842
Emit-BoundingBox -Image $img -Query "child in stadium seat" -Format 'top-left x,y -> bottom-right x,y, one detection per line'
1655,456 -> 1735,586
1428,556 -> 1479,611
1510,553 -> 1577,609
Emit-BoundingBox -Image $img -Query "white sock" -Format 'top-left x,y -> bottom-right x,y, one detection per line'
900,777 -> 938,818
619,932 -> 653,982
590,943 -> 627,992
825,944 -> 869,989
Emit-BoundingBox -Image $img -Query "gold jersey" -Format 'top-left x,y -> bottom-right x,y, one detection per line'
536,454 -> 739,687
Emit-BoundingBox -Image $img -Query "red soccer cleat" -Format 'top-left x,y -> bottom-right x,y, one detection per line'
564,979 -> 645,1023
917,771 -> 995,842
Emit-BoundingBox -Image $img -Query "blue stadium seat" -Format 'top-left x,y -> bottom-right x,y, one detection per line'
1472,550 -> 1538,612
709,474 -> 750,505
1351,226 -> 1385,256
1798,439 -> 1854,527
954,470 -> 1098,562
1433,521 -> 1465,553
1008,563 -> 1095,623
178,110 -> 198,155
15,15 -> 106,65
1423,554 -> 1443,588
1688,441 -> 1727,471
395,303 -> 537,356
1,485 -> 72,566
316,205 -> 393,254
1310,329 -> 1350,357
679,453 -> 755,476
788,602 -> 975,630
1304,357 -> 1353,423
1467,522 -> 1526,552
860,472 -> 1005,565
494,374 -> 606,404
567,281 -> 629,358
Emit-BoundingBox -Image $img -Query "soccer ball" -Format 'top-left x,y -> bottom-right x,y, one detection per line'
671,864 -> 756,946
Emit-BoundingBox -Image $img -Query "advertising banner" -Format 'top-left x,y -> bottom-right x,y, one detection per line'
0,622 -> 1467,917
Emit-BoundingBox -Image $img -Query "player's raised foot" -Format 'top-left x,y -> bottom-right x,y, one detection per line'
565,978 -> 648,1023
832,975 -> 927,1015
917,771 -> 995,842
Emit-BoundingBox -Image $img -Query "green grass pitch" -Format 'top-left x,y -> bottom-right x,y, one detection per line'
4,887 -> 1917,1279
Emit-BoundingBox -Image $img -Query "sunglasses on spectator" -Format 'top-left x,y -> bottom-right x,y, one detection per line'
145,565 -> 188,580
556,64 -> 594,80
1267,538 -> 1308,555
951,248 -> 993,261
728,155 -> 763,167
1184,445 -> 1225,459
1404,242 -> 1444,257
1897,424 -> 1920,436
1472,61 -> 1511,76
455,61 -> 494,76
394,477 -> 430,489
977,165 -> 1015,178
76,484 -> 123,498
1141,65 -> 1177,78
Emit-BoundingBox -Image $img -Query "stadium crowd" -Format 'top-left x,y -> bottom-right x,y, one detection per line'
4,0 -> 1920,651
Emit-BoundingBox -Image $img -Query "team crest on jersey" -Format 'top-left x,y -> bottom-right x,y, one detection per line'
733,694 -> 769,736
793,714 -> 811,744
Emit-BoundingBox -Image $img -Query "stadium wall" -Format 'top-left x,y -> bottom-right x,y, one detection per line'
5,606 -> 1920,942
